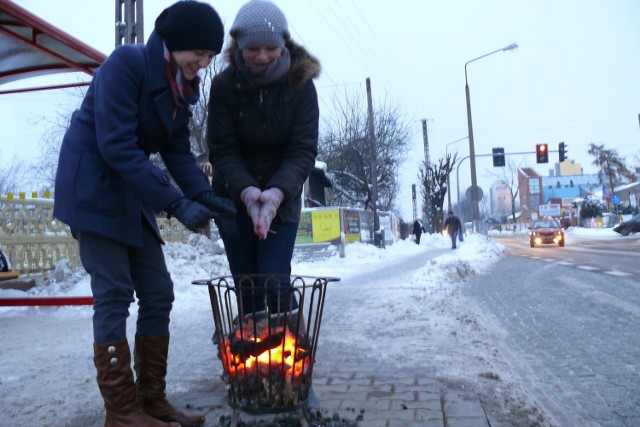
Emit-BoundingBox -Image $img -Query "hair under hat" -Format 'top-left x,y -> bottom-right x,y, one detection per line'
155,0 -> 224,53
230,0 -> 290,49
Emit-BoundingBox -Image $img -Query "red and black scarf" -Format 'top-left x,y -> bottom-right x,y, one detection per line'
163,41 -> 200,108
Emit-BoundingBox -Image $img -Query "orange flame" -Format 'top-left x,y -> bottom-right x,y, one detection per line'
221,327 -> 309,380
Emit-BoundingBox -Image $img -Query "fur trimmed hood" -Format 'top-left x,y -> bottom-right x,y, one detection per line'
224,38 -> 321,88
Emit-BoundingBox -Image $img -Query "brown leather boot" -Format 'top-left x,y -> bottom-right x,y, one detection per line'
93,340 -> 179,427
134,334 -> 206,427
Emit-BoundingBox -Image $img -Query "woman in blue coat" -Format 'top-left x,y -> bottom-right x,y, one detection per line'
53,2 -> 234,426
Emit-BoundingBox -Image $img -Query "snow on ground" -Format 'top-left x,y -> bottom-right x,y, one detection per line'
0,226 -> 616,426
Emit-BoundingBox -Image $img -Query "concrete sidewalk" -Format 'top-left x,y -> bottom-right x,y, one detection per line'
166,360 -> 491,427
77,357 -> 490,427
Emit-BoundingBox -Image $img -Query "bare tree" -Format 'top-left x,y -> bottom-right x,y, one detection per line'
31,112 -> 74,189
489,157 -> 522,228
19,83 -> 87,191
188,55 -> 226,157
588,143 -> 635,210
418,153 -> 457,233
0,153 -> 27,194
319,90 -> 411,212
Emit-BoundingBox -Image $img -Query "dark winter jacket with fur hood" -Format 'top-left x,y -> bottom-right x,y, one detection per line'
207,39 -> 321,224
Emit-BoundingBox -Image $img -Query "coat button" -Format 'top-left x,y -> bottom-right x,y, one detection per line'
109,357 -> 118,366
161,175 -> 169,183
107,345 -> 116,354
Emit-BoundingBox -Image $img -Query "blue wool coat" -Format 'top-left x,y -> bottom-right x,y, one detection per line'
54,31 -> 210,247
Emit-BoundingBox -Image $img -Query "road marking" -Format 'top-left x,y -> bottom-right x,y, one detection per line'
577,265 -> 598,271
557,261 -> 573,266
604,270 -> 632,277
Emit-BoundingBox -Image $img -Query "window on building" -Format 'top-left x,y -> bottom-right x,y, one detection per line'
529,178 -> 540,194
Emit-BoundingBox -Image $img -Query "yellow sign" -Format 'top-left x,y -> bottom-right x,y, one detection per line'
311,209 -> 340,243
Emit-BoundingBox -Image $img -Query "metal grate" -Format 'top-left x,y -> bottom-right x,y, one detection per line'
193,275 -> 338,418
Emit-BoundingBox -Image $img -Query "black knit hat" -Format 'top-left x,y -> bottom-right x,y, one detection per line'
155,1 -> 224,53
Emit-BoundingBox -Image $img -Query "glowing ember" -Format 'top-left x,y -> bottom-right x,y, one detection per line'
214,315 -> 313,408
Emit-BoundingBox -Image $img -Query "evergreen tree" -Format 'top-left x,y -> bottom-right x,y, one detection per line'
580,197 -> 606,219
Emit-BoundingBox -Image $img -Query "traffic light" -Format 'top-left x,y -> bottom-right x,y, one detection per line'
536,143 -> 548,163
559,142 -> 568,162
492,147 -> 505,167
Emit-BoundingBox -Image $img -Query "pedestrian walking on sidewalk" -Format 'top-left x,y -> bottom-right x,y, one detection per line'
53,2 -> 235,426
443,210 -> 463,249
412,219 -> 426,244
207,0 -> 321,317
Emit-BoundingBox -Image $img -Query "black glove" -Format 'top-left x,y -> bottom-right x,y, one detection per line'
193,191 -> 237,219
165,197 -> 212,232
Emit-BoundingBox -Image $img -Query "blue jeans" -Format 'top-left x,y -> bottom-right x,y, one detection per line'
216,212 -> 299,315
450,229 -> 459,249
75,222 -> 174,344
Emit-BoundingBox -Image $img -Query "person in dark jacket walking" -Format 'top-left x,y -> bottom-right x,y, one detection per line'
53,2 -> 236,426
443,210 -> 463,249
412,219 -> 426,244
207,0 -> 320,318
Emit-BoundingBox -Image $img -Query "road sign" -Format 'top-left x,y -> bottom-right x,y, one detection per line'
539,203 -> 561,217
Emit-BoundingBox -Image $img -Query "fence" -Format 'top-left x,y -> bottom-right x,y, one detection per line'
0,192 -> 191,276
0,192 -> 77,275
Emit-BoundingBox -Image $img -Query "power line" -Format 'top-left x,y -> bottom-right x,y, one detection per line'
348,0 -> 424,115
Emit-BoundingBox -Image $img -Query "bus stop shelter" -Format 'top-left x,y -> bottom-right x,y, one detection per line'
0,0 -> 104,305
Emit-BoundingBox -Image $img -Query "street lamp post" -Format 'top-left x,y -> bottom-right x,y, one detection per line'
465,43 -> 518,229
445,136 -> 468,212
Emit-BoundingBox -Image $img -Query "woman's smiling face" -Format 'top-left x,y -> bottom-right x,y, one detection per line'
242,45 -> 282,71
172,50 -> 215,80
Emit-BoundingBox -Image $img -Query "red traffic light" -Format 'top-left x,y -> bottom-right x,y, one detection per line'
536,143 -> 548,163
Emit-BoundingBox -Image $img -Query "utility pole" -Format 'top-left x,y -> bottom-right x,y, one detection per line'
412,184 -> 417,222
421,118 -> 432,230
116,0 -> 144,46
366,78 -> 381,247
422,119 -> 430,166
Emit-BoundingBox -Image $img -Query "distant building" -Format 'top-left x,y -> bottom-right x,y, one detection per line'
554,159 -> 582,176
489,180 -> 512,217
518,167 -> 542,224
518,156 -> 602,222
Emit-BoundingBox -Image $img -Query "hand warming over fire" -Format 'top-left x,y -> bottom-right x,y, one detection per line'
240,186 -> 261,227
255,188 -> 284,239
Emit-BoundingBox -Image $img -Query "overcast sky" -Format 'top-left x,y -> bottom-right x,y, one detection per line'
2,0 -> 640,219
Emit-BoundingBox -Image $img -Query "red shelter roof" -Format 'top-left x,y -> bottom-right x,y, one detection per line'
0,0 -> 106,94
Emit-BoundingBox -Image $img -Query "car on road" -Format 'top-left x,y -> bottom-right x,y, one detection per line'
529,219 -> 564,247
613,213 -> 640,236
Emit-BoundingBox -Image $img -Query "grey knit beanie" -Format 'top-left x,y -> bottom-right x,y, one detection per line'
230,0 -> 290,49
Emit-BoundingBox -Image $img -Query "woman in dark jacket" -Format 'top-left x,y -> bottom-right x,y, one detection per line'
53,2 -> 234,426
207,0 -> 321,317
